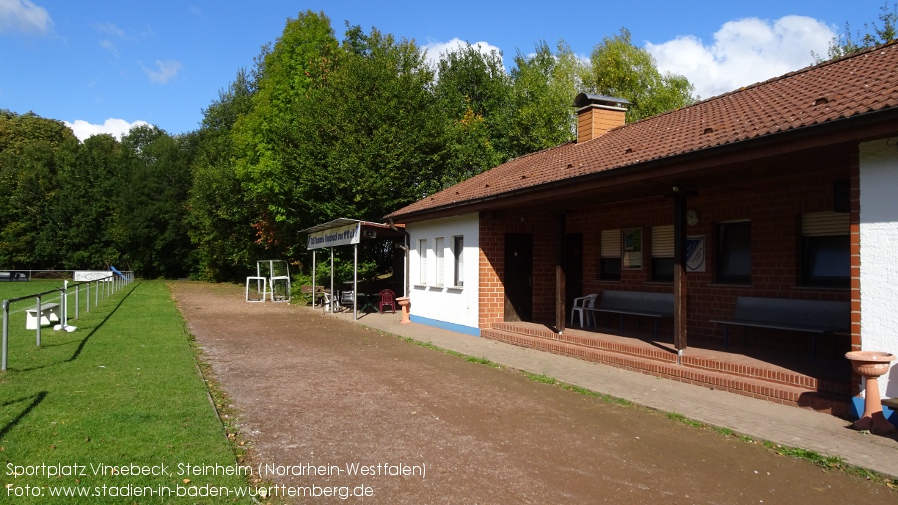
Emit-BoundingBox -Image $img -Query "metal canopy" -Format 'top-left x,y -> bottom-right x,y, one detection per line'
301,218 -> 406,321
300,218 -> 402,237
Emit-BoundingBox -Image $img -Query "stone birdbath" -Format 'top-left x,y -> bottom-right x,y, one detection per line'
396,297 -> 411,324
845,350 -> 896,434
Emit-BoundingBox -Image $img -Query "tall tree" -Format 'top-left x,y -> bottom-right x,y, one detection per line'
0,112 -> 76,268
508,40 -> 580,155
53,133 -> 125,269
434,42 -> 511,186
115,126 -> 194,278
289,26 -> 445,224
581,29 -> 694,123
232,10 -> 339,257
189,69 -> 260,281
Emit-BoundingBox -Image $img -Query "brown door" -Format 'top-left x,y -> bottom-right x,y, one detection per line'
564,233 -> 583,315
504,233 -> 532,322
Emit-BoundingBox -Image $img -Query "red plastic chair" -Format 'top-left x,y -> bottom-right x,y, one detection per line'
378,289 -> 396,314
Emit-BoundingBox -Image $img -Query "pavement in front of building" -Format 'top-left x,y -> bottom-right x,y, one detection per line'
318,306 -> 898,479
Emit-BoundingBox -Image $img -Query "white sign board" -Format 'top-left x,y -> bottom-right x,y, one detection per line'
306,223 -> 360,250
74,270 -> 114,282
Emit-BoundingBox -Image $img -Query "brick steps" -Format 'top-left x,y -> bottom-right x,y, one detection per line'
483,324 -> 851,416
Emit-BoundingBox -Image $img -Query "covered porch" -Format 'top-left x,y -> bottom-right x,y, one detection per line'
472,137 -> 856,406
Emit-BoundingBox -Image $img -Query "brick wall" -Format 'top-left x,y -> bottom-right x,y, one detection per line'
478,166 -> 852,346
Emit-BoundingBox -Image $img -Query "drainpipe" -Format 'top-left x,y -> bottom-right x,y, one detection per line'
387,218 -> 410,297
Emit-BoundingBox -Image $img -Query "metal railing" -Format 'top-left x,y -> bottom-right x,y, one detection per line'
1,271 -> 134,371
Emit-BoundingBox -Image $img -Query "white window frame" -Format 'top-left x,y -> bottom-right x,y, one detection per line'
453,236 -> 464,287
434,237 -> 445,287
418,238 -> 428,285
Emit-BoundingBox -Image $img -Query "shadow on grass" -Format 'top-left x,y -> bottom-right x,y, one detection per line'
0,391 -> 47,441
66,281 -> 139,363
11,282 -> 140,372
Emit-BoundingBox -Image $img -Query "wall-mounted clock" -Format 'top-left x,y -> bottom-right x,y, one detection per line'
686,209 -> 699,226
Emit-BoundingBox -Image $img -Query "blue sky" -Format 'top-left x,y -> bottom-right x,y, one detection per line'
0,0 -> 882,140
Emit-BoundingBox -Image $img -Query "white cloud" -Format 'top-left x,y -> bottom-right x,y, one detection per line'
646,16 -> 836,100
64,118 -> 150,142
93,22 -> 124,38
422,37 -> 504,70
0,0 -> 52,35
140,59 -> 182,84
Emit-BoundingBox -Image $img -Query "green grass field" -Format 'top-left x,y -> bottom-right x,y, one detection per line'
1,279 -> 114,329
0,280 -> 250,503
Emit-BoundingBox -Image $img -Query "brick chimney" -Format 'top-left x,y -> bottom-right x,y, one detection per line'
573,93 -> 629,143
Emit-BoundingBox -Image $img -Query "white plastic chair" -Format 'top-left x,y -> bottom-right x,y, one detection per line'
321,291 -> 335,312
570,293 -> 599,327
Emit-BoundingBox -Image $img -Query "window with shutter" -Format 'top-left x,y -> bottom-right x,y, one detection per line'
599,229 -> 621,280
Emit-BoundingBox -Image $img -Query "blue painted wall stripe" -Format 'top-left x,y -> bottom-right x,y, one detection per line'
409,315 -> 481,337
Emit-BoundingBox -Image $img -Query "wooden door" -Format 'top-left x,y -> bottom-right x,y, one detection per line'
504,233 -> 533,321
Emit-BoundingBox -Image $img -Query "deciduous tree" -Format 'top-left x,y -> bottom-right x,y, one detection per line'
434,42 -> 511,187
508,40 -> 580,155
581,29 -> 694,123
188,69 -> 260,281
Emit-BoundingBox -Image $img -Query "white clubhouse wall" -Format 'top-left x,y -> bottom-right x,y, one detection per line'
406,213 -> 480,335
859,139 -> 898,399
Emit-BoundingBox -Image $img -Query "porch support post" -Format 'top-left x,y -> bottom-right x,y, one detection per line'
556,212 -> 566,334
673,194 -> 688,358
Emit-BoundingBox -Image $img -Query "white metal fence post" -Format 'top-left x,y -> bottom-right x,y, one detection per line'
2,300 -> 8,371
35,295 -> 41,347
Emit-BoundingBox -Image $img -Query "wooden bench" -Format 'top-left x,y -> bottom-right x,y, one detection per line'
587,290 -> 674,338
25,302 -> 61,330
710,297 -> 849,358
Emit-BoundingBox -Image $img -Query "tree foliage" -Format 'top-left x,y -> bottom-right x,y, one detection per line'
114,125 -> 194,278
54,134 -> 123,268
291,26 -> 445,222
0,15 -> 702,281
581,29 -> 694,123
187,69 -> 260,281
508,40 -> 580,154
433,42 -> 511,186
816,2 -> 898,61
0,112 -> 75,268
232,10 -> 340,258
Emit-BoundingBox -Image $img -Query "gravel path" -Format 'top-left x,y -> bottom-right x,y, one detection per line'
170,281 -> 897,504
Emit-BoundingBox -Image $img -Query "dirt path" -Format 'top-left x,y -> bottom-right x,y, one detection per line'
170,281 -> 897,504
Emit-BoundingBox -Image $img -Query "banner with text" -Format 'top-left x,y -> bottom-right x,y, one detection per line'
74,271 -> 114,282
307,223 -> 360,250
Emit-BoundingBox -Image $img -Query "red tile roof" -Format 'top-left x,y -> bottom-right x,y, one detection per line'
389,41 -> 898,220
